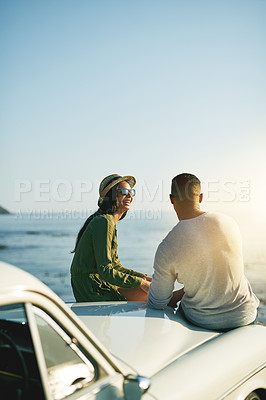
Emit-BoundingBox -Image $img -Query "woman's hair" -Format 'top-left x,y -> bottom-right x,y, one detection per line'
71,182 -> 127,253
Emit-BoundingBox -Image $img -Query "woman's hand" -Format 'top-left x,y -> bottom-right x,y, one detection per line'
140,278 -> 151,293
143,275 -> 152,282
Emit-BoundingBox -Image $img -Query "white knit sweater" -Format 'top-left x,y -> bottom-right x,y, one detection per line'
147,212 -> 259,329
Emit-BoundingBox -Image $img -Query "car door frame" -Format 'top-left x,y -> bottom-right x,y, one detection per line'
0,289 -> 129,400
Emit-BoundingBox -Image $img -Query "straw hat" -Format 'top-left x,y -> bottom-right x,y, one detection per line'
98,174 -> 136,206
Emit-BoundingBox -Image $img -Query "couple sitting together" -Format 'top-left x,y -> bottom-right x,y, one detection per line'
70,173 -> 259,331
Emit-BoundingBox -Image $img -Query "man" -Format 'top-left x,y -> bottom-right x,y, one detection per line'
147,173 -> 259,330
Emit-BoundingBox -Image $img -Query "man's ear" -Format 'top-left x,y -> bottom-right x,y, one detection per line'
199,193 -> 203,203
170,194 -> 174,204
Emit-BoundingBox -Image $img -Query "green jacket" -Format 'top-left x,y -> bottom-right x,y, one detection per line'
71,214 -> 144,302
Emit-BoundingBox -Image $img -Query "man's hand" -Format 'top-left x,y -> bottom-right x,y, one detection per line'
167,288 -> 185,308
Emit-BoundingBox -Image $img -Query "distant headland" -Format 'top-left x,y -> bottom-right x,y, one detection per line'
0,206 -> 11,214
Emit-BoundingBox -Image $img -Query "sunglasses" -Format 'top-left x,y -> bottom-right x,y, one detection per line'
117,188 -> 136,197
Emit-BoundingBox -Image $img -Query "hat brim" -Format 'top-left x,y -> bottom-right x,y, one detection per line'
100,175 -> 136,199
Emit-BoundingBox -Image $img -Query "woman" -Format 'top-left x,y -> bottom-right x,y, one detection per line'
71,174 -> 151,302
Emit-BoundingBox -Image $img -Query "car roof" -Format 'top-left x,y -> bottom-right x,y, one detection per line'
0,261 -> 57,300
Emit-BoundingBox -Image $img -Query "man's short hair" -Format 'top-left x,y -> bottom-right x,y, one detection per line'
171,173 -> 201,201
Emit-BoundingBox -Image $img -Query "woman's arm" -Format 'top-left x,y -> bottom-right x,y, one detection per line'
112,241 -> 146,277
92,216 -> 143,288
113,261 -> 146,278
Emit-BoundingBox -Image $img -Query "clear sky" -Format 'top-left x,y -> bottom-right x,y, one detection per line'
0,0 -> 265,219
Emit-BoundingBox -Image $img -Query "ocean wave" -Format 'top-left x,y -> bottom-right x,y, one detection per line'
0,230 -> 71,237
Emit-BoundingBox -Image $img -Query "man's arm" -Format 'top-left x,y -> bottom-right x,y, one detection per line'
147,242 -> 176,309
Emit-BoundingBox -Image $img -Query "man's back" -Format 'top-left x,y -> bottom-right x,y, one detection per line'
148,212 -> 259,330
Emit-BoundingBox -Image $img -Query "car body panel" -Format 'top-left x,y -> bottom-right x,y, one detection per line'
70,302 -> 266,399
148,327 -> 266,400
69,302 -> 221,377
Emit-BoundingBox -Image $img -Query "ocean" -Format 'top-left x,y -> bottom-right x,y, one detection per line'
0,211 -> 265,324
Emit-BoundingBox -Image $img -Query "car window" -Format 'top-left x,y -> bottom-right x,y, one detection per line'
0,303 -> 45,399
33,306 -> 96,400
0,303 -> 27,323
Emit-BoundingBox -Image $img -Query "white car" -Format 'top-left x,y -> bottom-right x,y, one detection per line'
0,261 -> 265,400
